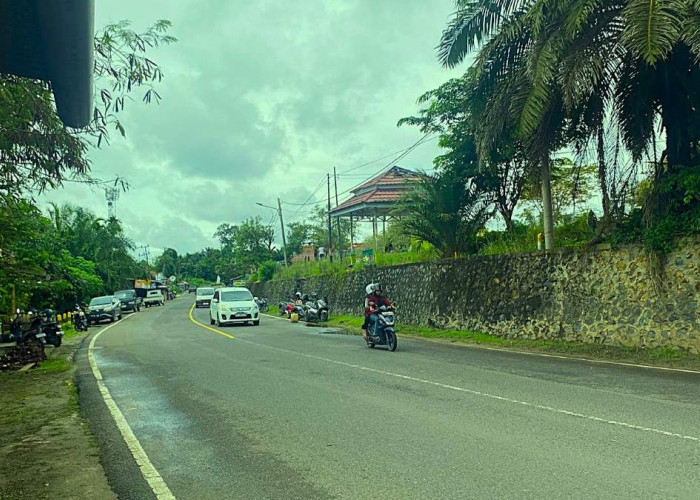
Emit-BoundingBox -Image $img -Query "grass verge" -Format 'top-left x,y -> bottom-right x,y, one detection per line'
326,316 -> 700,371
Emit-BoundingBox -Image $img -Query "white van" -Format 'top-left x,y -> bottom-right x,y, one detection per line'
209,287 -> 259,326
195,287 -> 215,308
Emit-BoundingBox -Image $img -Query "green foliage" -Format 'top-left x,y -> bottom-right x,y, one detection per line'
399,74 -> 528,230
0,199 -> 141,313
1,20 -> 175,199
394,169 -> 493,258
479,214 -> 596,256
436,0 -> 700,249
214,216 -> 275,279
154,248 -> 179,277
256,261 -> 278,282
520,158 -> 598,222
179,249 -> 221,282
612,167 -> 700,253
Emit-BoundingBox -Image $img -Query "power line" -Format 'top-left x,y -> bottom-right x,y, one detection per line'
288,177 -> 327,218
336,135 -> 438,175
335,132 -> 435,199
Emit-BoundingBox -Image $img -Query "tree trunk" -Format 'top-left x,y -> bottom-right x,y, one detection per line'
597,126 -> 611,220
499,206 -> 513,231
541,158 -> 555,250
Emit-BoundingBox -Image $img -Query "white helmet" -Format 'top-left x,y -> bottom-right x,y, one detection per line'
365,283 -> 380,295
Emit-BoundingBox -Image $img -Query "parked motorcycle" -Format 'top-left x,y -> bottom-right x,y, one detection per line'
10,310 -> 47,352
73,304 -> 88,332
279,296 -> 294,317
304,294 -> 329,323
41,309 -> 63,347
254,297 -> 269,313
365,305 -> 397,351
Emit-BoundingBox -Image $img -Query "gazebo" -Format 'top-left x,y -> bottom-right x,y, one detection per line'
329,166 -> 420,252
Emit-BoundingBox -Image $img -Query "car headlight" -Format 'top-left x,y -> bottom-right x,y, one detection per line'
221,305 -> 229,311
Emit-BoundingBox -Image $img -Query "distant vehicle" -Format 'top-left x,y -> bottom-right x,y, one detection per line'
114,289 -> 142,312
195,287 -> 215,308
209,287 -> 259,326
189,287 -> 197,294
143,290 -> 165,307
88,296 -> 122,324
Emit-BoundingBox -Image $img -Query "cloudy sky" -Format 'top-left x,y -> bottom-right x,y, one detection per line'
43,0 -> 463,255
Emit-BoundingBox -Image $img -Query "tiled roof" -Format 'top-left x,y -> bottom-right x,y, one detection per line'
354,166 -> 420,192
331,188 -> 405,213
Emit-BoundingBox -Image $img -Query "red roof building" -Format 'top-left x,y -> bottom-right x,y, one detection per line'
329,166 -> 419,219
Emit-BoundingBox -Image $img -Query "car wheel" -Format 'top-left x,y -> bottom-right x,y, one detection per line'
253,320 -> 260,326
110,313 -> 115,323
210,315 -> 215,325
215,314 -> 221,327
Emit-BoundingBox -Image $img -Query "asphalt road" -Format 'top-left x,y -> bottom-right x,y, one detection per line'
77,295 -> 700,499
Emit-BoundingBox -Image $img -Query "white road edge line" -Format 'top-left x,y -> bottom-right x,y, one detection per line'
88,314 -> 176,500
232,334 -> 700,444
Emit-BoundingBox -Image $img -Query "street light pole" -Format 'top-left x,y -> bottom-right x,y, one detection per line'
256,201 -> 288,269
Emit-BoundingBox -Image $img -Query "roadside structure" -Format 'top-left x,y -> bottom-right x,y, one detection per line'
329,166 -> 420,253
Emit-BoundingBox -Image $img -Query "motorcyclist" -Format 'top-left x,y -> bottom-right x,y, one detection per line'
294,292 -> 303,306
362,283 -> 392,340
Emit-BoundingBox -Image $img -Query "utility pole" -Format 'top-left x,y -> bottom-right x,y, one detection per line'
278,198 -> 289,269
139,245 -> 150,270
334,166 -> 342,262
256,201 -> 288,269
327,173 -> 333,262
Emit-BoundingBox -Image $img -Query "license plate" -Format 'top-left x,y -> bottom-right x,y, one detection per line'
235,312 -> 247,317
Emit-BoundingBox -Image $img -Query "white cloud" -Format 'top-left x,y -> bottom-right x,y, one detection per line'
42,0 -> 462,255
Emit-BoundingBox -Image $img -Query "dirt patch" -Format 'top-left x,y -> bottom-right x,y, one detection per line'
1,344 -> 46,372
0,335 -> 115,500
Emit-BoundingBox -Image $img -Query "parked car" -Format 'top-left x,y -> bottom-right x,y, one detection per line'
143,290 -> 165,307
115,289 -> 142,312
87,296 -> 122,324
195,287 -> 215,308
209,287 -> 259,326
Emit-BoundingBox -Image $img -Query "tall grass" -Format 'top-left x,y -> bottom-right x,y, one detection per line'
272,245 -> 438,280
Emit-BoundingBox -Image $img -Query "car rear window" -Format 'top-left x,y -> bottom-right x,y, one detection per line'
221,290 -> 253,302
197,288 -> 215,296
90,297 -> 112,306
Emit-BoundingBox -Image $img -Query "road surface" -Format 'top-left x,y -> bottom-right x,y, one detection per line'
77,296 -> 700,499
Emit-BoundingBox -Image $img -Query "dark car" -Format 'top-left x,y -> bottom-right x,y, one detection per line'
115,289 -> 142,312
87,296 -> 122,324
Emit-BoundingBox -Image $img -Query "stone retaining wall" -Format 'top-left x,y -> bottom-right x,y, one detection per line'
251,239 -> 700,353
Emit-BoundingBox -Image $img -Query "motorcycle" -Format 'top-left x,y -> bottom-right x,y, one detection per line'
73,304 -> 88,332
41,309 -> 63,347
279,296 -> 294,317
304,295 -> 329,323
10,310 -> 47,352
254,297 -> 269,313
365,305 -> 398,351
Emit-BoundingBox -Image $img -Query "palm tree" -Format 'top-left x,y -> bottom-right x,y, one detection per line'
395,169 -> 492,258
438,0 -> 700,246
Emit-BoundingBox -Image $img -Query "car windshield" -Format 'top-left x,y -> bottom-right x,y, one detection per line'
90,297 -> 112,306
197,288 -> 214,297
221,290 -> 253,302
115,291 -> 134,299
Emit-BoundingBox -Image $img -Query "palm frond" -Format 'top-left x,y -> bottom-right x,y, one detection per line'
438,0 -> 533,67
621,0 -> 684,64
